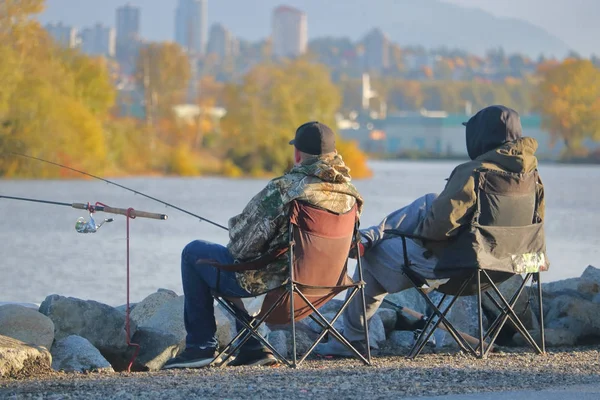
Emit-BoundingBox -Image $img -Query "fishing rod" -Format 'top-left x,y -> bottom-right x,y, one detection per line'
7,151 -> 229,231
0,195 -> 167,220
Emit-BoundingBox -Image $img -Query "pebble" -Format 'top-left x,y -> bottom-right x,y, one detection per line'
1,347 -> 599,399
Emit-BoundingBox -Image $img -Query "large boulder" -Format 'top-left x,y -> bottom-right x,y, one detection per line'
387,330 -> 415,349
129,295 -> 238,371
577,265 -> 600,300
544,295 -> 600,342
481,275 -> 540,342
305,312 -> 386,348
382,288 -> 429,315
51,335 -> 113,373
542,277 -> 580,296
513,328 -> 577,347
129,289 -> 178,327
430,293 -> 489,348
39,295 -> 130,366
266,329 -> 316,358
129,328 -> 184,372
0,304 -> 55,349
0,334 -> 52,378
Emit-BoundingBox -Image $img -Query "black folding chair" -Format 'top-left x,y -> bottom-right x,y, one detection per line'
386,169 -> 548,359
211,200 -> 371,368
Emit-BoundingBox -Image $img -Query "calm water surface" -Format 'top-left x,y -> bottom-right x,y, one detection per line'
1,160 -> 598,306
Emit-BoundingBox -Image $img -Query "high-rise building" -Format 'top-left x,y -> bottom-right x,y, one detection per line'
45,22 -> 78,48
116,3 -> 140,43
272,5 -> 307,59
363,28 -> 390,72
207,23 -> 238,59
175,0 -> 208,56
80,24 -> 116,58
115,3 -> 141,75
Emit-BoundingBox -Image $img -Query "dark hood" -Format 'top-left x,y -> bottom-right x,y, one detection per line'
464,105 -> 523,160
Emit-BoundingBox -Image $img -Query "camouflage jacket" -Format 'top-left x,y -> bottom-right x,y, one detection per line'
227,152 -> 363,294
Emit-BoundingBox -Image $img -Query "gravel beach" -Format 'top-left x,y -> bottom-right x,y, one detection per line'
2,347 -> 599,399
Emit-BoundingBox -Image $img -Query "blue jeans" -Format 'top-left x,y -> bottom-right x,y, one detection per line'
181,240 -> 258,349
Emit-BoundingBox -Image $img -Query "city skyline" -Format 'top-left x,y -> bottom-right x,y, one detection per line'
38,0 -> 597,58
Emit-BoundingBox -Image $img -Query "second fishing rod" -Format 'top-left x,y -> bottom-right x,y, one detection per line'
7,151 -> 229,231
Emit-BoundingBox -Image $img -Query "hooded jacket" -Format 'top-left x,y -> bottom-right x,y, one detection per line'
228,152 -> 363,294
414,105 -> 545,253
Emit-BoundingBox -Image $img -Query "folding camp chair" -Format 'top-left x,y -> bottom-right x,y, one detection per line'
385,169 -> 548,359
211,200 -> 371,368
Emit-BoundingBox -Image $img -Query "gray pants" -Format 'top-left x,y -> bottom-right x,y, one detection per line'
342,193 -> 438,342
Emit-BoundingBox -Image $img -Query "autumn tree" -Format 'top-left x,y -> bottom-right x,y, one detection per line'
0,0 -> 114,178
135,42 -> 191,122
220,59 -> 371,177
535,59 -> 600,152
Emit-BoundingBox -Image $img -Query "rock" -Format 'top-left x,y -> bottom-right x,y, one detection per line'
382,288 -> 428,315
577,265 -> 600,299
0,334 -> 52,378
51,335 -> 113,373
318,299 -> 345,315
129,289 -> 178,327
545,295 -> 600,340
39,295 -> 131,366
513,328 -> 577,347
376,308 -> 397,333
481,275 -> 540,340
265,329 -> 315,358
541,277 -> 580,296
0,304 -> 55,349
267,330 -> 289,358
306,312 -> 385,348
388,330 -> 415,349
430,293 -> 489,348
0,302 -> 39,309
129,328 -> 184,371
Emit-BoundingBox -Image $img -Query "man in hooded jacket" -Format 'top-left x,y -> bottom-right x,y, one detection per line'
316,105 -> 546,356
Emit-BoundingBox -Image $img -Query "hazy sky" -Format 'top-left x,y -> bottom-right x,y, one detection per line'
39,0 -> 597,57
442,0 -> 597,56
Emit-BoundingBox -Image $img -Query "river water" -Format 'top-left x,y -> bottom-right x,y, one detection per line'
1,160 -> 598,306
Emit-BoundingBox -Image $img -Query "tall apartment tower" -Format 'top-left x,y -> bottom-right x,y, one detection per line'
272,5 -> 307,59
45,22 -> 78,48
175,0 -> 208,56
80,23 -> 116,58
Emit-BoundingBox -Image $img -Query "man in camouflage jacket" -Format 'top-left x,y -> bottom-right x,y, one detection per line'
164,121 -> 363,369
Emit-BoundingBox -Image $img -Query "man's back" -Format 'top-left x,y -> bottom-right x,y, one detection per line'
415,106 -> 545,252
228,152 -> 363,294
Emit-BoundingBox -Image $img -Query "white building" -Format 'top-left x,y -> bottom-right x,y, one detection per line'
45,22 -> 78,48
175,0 -> 208,56
80,24 -> 116,58
272,5 -> 307,59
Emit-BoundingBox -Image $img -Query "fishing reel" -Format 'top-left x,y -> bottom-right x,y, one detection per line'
75,212 -> 113,234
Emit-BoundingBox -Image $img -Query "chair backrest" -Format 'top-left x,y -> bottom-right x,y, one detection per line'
261,200 -> 358,324
434,169 -> 548,282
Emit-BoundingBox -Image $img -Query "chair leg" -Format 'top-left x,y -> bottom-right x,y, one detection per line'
290,283 -> 297,368
477,270 -> 485,358
537,272 -> 546,354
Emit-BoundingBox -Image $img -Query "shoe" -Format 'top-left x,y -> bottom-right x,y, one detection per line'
162,347 -> 218,369
226,347 -> 279,367
315,338 -> 368,358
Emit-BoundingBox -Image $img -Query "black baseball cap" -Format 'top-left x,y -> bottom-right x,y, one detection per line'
289,121 -> 336,155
